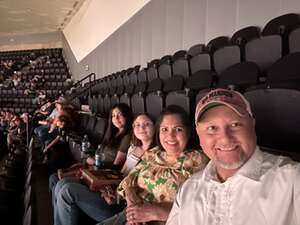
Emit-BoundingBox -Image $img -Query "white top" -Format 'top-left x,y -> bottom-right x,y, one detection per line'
47,108 -> 58,120
121,145 -> 141,175
166,147 -> 300,225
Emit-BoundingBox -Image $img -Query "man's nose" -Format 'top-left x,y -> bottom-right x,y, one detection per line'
218,127 -> 234,144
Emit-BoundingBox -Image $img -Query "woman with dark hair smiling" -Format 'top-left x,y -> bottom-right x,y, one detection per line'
86,103 -> 134,167
98,105 -> 209,225
49,103 -> 134,197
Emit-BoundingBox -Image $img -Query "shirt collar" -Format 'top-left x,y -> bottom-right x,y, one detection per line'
203,146 -> 263,182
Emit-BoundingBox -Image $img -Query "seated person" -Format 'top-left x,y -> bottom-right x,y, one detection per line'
53,108 -> 154,224
97,112 -> 157,206
34,97 -> 70,146
42,114 -> 74,172
49,103 -> 134,193
166,89 -> 300,225
6,115 -> 26,150
99,105 -> 209,225
33,98 -> 62,142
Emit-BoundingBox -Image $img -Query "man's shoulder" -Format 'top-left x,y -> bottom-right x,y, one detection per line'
261,150 -> 299,166
260,150 -> 300,176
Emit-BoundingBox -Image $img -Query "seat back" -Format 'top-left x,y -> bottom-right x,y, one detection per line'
245,35 -> 282,72
244,88 -> 300,155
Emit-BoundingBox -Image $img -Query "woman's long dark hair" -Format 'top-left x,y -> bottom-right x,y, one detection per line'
102,103 -> 133,148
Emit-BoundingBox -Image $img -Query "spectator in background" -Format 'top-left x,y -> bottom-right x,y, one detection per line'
32,90 -> 46,105
12,73 -> 19,88
43,114 -> 74,172
33,97 -> 68,146
6,115 -> 26,150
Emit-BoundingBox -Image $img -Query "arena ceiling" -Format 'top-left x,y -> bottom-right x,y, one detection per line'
0,0 -> 86,36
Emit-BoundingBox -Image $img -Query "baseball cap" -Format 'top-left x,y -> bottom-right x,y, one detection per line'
195,88 -> 252,124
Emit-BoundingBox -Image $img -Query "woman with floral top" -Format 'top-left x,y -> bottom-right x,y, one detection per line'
99,105 -> 209,225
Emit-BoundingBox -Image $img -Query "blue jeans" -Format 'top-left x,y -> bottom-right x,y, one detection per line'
50,173 -> 82,225
34,125 -> 58,144
34,125 -> 49,142
49,173 -> 59,196
55,182 -> 124,225
49,174 -> 80,206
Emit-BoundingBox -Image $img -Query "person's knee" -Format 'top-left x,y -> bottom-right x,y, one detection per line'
33,127 -> 39,136
49,173 -> 59,193
34,126 -> 43,136
57,184 -> 74,205
55,177 -> 79,194
54,179 -> 69,200
59,182 -> 90,207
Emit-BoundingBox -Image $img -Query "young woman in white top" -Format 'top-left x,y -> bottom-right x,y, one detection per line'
103,112 -> 156,203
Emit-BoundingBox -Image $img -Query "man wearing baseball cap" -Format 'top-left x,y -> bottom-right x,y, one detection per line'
166,88 -> 300,225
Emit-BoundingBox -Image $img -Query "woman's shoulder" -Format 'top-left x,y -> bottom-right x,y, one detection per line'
121,133 -> 132,142
140,146 -> 160,161
124,132 -> 132,138
182,149 -> 209,167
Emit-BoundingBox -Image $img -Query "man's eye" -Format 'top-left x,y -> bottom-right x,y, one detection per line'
231,122 -> 240,127
207,126 -> 216,132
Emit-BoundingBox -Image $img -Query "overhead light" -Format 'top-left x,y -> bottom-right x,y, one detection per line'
9,38 -> 14,42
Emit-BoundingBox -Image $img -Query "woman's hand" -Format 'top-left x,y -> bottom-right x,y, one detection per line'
125,187 -> 142,207
126,202 -> 158,224
86,157 -> 95,165
126,202 -> 172,224
100,186 -> 116,205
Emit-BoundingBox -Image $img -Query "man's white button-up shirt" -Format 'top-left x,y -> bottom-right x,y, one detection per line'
166,147 -> 300,225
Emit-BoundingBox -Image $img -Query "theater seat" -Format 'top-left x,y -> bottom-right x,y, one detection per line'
245,35 -> 282,73
289,26 -> 300,53
217,62 -> 260,92
267,52 -> 300,88
244,88 -> 300,159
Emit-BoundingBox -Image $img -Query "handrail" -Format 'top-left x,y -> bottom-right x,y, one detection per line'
33,73 -> 96,114
66,72 -> 96,101
63,72 -> 96,97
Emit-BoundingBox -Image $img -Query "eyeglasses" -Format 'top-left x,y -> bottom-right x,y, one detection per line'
133,122 -> 153,129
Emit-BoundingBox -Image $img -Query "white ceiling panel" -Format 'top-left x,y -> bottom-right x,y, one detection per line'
0,0 -> 86,36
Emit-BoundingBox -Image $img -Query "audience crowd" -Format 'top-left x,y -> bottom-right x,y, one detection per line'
0,85 -> 299,225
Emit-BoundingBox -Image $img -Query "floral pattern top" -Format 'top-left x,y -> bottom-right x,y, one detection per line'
117,146 -> 209,204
